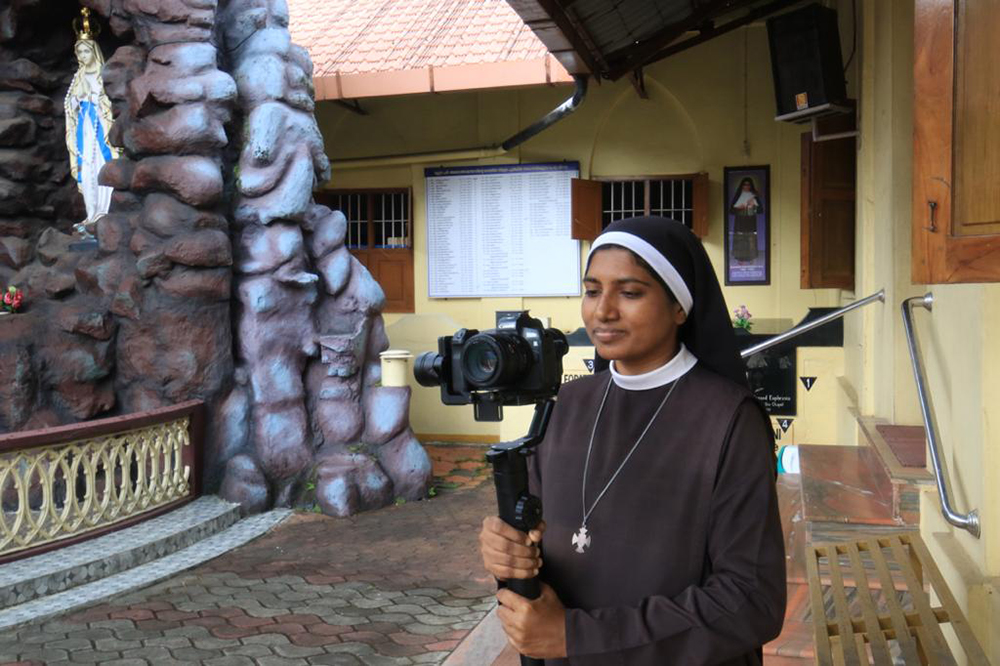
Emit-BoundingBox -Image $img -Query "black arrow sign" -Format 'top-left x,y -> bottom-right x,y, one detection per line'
583,359 -> 595,372
800,376 -> 817,391
777,418 -> 794,433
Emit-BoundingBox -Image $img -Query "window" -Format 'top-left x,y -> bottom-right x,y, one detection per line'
572,173 -> 708,241
314,189 -> 414,312
602,178 -> 696,229
913,0 -> 1000,283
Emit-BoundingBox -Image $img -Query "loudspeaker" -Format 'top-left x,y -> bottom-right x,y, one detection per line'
767,3 -> 847,121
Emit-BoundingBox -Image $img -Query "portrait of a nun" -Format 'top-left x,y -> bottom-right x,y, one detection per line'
480,217 -> 786,664
729,176 -> 763,263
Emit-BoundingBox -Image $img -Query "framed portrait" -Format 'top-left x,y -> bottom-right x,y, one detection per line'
723,165 -> 771,286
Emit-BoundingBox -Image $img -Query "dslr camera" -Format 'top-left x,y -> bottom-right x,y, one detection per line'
413,312 -> 568,421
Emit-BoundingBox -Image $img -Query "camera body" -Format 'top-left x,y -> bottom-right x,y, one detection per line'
414,312 -> 568,421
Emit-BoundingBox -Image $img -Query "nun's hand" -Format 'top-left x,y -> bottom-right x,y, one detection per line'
497,583 -> 568,659
479,516 -> 545,581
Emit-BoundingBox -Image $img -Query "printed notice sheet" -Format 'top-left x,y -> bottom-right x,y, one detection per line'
425,162 -> 581,298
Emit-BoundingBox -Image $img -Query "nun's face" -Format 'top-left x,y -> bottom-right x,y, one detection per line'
583,247 -> 687,375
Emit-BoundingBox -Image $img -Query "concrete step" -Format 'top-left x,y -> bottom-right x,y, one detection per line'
0,496 -> 290,631
798,445 -> 910,527
0,496 -> 241,610
858,418 -> 933,526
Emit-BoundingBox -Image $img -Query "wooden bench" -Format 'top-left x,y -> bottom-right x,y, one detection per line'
805,532 -> 989,665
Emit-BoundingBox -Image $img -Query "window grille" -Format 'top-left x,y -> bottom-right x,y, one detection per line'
323,191 -> 410,249
372,192 -> 410,248
601,177 -> 695,229
327,192 -> 368,248
649,178 -> 694,228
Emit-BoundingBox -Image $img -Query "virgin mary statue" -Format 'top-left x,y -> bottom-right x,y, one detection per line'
64,8 -> 117,239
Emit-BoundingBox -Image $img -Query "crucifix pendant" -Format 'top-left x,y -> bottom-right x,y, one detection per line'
572,525 -> 591,553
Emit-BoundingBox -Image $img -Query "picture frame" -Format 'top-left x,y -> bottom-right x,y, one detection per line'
723,165 -> 771,286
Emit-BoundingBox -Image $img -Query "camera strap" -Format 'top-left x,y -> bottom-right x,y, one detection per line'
574,375 -> 682,554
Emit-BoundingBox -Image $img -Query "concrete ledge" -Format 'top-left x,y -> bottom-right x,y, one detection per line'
0,507 -> 291,631
443,604 -> 509,666
0,496 -> 240,609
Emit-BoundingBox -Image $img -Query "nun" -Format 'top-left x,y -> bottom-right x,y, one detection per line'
479,217 -> 786,664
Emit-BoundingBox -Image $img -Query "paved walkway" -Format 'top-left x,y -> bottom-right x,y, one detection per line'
0,444 -> 499,666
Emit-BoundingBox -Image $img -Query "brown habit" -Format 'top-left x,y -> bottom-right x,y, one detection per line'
529,364 -> 786,665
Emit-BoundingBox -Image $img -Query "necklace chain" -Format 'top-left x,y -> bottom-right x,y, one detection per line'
580,376 -> 682,530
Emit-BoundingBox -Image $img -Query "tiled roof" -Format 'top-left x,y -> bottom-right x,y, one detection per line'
287,0 -> 573,99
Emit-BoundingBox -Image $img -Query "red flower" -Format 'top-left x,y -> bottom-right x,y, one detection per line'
3,293 -> 10,305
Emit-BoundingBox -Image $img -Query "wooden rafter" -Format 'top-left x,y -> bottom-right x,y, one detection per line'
535,0 -> 606,74
602,0 -> 747,79
646,0 -> 804,65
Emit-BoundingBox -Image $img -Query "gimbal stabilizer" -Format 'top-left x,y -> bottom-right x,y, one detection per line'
485,399 -> 554,666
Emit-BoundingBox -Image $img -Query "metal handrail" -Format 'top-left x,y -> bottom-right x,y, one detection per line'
902,294 -> 981,538
740,289 -> 885,358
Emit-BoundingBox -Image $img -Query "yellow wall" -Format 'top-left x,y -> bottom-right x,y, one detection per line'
317,24 -> 851,439
852,0 -> 999,658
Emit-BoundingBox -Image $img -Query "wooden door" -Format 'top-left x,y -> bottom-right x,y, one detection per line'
801,131 -> 856,289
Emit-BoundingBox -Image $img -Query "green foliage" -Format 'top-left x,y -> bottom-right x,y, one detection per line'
394,497 -> 406,506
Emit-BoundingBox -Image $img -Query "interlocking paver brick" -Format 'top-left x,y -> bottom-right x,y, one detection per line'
144,635 -> 192,648
357,653 -> 414,665
206,657 -> 258,666
374,642 -> 424,658
172,646 -> 224,661
67,649 -> 120,663
256,656 -> 310,666
223,645 -> 274,657
120,646 -> 174,661
273,644 -> 326,658
288,634 -> 343,648
306,655 -> 362,665
241,634 -> 292,646
90,636 -> 142,651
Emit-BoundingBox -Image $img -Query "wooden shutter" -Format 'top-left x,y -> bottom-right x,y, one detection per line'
691,172 -> 709,238
800,131 -> 856,289
369,250 -> 414,313
913,0 -> 1000,283
571,178 -> 602,241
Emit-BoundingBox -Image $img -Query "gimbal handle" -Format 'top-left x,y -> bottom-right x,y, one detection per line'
485,399 -> 555,666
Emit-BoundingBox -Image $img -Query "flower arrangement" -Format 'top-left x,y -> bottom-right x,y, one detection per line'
2,286 -> 24,313
732,304 -> 752,332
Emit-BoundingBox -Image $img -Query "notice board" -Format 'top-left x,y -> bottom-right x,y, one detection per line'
425,162 -> 581,298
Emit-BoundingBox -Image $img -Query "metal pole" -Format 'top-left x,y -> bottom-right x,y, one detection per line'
901,294 -> 981,538
740,289 -> 885,358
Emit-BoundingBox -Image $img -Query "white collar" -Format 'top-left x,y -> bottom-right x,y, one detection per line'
609,344 -> 698,391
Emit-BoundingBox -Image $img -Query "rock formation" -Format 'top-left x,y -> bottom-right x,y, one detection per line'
215,0 -> 431,515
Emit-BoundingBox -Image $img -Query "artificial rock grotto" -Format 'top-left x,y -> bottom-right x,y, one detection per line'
0,0 -> 432,516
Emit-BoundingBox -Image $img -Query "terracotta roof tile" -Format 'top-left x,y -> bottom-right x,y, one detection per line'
287,0 -> 555,77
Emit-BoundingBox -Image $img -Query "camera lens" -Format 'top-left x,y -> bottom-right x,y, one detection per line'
413,352 -> 443,387
460,333 -> 532,389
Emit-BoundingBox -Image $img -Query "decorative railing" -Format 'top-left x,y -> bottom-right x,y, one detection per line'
0,401 -> 204,563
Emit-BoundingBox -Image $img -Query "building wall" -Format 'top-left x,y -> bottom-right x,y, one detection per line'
316,24 -> 852,439
853,0 -> 999,658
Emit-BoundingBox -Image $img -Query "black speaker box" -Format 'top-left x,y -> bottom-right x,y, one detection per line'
767,3 -> 847,121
